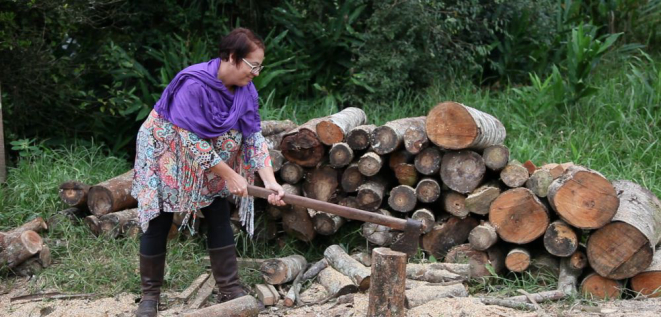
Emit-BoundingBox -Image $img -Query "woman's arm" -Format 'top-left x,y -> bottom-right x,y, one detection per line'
257,165 -> 286,206
210,161 -> 249,197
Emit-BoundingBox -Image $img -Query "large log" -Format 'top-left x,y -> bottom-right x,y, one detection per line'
371,117 -> 426,155
58,181 -> 90,209
631,249 -> 661,298
303,165 -> 338,202
260,255 -> 307,285
329,143 -> 354,168
505,248 -> 531,272
316,107 -> 367,145
548,166 -> 619,229
0,230 -> 43,268
543,220 -> 579,257
440,151 -> 485,194
426,101 -> 506,150
367,248 -> 407,317
415,178 -> 441,204
261,119 -> 297,136
87,170 -> 138,216
346,124 -> 376,150
445,244 -> 505,278
403,120 -> 429,155
421,216 -> 479,259
465,182 -> 501,216
358,152 -> 383,177
362,209 -> 395,246
182,295 -> 261,317
318,266 -> 358,297
98,208 -> 139,239
280,117 -> 328,167
8,217 -> 48,235
489,188 -> 550,244
405,283 -> 468,308
393,163 -> 418,186
482,145 -> 509,171
324,244 -> 371,291
441,191 -> 469,218
587,180 -> 661,279
414,147 -> 442,176
356,178 -> 387,211
580,272 -> 623,300
388,185 -> 417,213
341,163 -> 365,193
468,222 -> 498,251
280,161 -> 304,185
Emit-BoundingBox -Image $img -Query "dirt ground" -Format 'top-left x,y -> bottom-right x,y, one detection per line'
2,277 -> 661,317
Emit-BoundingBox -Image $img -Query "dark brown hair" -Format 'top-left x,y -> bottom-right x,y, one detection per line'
218,28 -> 265,65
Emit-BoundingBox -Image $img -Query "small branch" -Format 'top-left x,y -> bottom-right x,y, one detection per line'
10,292 -> 95,303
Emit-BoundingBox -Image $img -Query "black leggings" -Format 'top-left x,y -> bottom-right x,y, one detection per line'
140,197 -> 235,256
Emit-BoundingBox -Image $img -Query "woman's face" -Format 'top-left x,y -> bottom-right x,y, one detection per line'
230,48 -> 264,87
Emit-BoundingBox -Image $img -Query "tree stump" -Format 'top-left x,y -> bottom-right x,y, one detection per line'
283,205 -> 316,242
500,161 -> 529,188
393,163 -> 418,186
303,165 -> 338,202
324,244 -> 371,290
357,178 -> 387,211
403,120 -> 429,155
426,101 -> 506,150
362,209 -> 395,246
347,124 -> 376,150
489,188 -> 550,244
440,150 -> 485,194
414,147 -> 442,175
631,249 -> 661,298
526,169 -> 553,198
87,170 -> 138,216
411,209 -> 435,234
310,209 -> 345,236
371,117 -> 426,155
367,248 -> 407,317
316,107 -> 367,145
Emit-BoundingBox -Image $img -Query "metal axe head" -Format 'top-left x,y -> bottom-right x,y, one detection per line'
391,218 -> 424,257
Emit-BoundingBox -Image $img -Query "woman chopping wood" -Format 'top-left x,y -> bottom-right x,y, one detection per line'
130,28 -> 285,317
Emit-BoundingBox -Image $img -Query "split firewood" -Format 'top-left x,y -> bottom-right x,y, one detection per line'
324,244 -> 371,290
403,120 -> 429,155
268,150 -> 285,172
405,283 -> 468,308
280,161 -> 304,185
587,180 -> 661,279
388,185 -> 417,213
468,222 -> 498,251
440,150 -> 485,194
317,266 -> 358,298
580,272 -> 623,300
358,152 -> 383,177
261,119 -> 297,136
489,188 -> 550,244
441,191 -> 469,218
183,295 -> 262,317
415,178 -> 441,204
405,263 -> 467,283
500,161 -> 529,188
303,165 -> 338,202
350,252 -> 371,267
316,107 -> 367,145
631,248 -> 661,298
526,169 -> 553,198
362,209 -> 395,246
58,181 -> 90,209
281,117 -> 328,167
175,273 -> 210,304
309,208 -> 345,236
98,208 -> 138,239
505,248 -> 531,273
411,209 -> 435,234
260,255 -> 307,285
7,217 -> 48,235
445,244 -> 505,278
371,117 -> 426,155
465,182 -> 500,215
426,101 -> 506,150
340,163 -> 364,193
87,170 -> 138,217
328,143 -> 353,168
356,178 -> 387,211
393,163 -> 418,186
482,145 -> 509,171
257,283 -> 280,306
421,217 -> 479,259
368,248 -> 407,317
346,124 -> 376,150
548,165 -> 619,229
0,230 -> 43,269
414,147 -> 442,175
543,220 -> 578,257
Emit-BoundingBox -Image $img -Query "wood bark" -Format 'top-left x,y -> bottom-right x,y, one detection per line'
358,152 -> 383,177
405,263 -> 468,283
393,163 -> 418,186
8,217 -> 48,235
261,119 -> 297,136
340,163 -> 364,193
371,117 -> 426,155
324,244 -> 371,291
403,120 -> 429,155
388,185 -> 417,213
465,182 -> 501,215
482,145 -> 509,171
280,161 -> 304,185
58,181 -> 90,209
303,165 -> 338,202
440,150 -> 485,194
468,222 -> 498,251
445,244 -> 505,278
318,266 -> 358,297
405,283 -> 468,308
500,161 -> 530,188
351,252 -> 372,267
346,124 -> 376,150
260,255 -> 307,285
580,272 -> 623,300
309,209 -> 345,236
543,220 -> 578,257
441,191 -> 469,218
587,180 -> 661,279
302,259 -> 329,281
265,132 -> 286,151
526,169 -> 553,198
362,209 -> 395,246
412,209 -> 435,234
489,188 -> 550,244
316,107 -> 367,145
13,244 -> 51,277
421,216 -> 479,259
99,208 -> 138,239
329,142 -> 353,168
548,165 -> 619,229
367,248 -> 407,317
414,147 -> 442,175
631,248 -> 661,298
426,101 -> 506,150
356,178 -> 387,211
415,178 -> 441,204
268,150 -> 285,172
0,230 -> 43,268
87,170 -> 138,216
182,295 -> 261,317
281,117 -> 328,167
505,248 -> 531,272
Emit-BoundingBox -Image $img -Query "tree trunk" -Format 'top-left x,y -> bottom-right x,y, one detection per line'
324,244 -> 371,291
356,178 -> 387,211
580,272 -> 623,300
281,117 -> 328,167
341,163 -> 364,193
415,178 -> 441,204
0,230 -> 43,268
268,150 -> 285,172
261,119 -> 297,136
489,188 -> 550,244
500,161 -> 529,188
465,182 -> 501,215
58,181 -> 90,209
87,170 -> 138,217
260,255 -> 307,285
412,209 -> 435,234
362,209 -> 395,246
371,117 -> 426,155
445,244 -> 505,278
441,191 -> 469,218
329,142 -> 353,168
303,165 -> 338,202
280,161 -> 304,185
393,163 -> 418,186
631,248 -> 661,298
405,283 -> 468,308
413,147 -> 442,175
526,169 -> 553,198
265,132 -> 286,151
440,150 -> 485,194
426,101 -> 506,150
99,208 -> 139,239
318,266 -> 358,297
182,295 -> 261,317
316,107 -> 367,145
587,180 -> 661,279
403,120 -> 429,155
347,124 -> 376,150
358,152 -> 383,177
421,216 -> 479,259
548,165 -> 619,229
505,248 -> 531,272
309,209 -> 345,236
543,220 -> 579,257
8,217 -> 48,235
468,222 -> 498,251
482,145 -> 509,171
388,185 -> 417,213
367,248 -> 407,317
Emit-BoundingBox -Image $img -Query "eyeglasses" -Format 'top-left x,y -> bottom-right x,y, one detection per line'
242,58 -> 264,75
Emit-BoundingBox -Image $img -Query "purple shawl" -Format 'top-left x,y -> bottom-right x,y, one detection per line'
154,58 -> 261,138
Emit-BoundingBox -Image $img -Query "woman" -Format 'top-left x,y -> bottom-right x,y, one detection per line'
131,28 -> 285,317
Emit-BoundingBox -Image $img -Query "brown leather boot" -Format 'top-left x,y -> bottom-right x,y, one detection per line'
135,253 -> 166,317
208,245 -> 247,303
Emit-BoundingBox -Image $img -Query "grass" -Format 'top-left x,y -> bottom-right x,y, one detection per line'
0,51 -> 659,300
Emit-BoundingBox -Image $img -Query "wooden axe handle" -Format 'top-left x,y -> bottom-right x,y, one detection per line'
247,185 -> 408,231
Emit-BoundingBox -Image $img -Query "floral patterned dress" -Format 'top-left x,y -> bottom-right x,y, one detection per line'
131,109 -> 271,235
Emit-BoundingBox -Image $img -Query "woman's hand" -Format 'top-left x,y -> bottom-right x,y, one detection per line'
264,181 -> 286,206
226,172 -> 249,197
